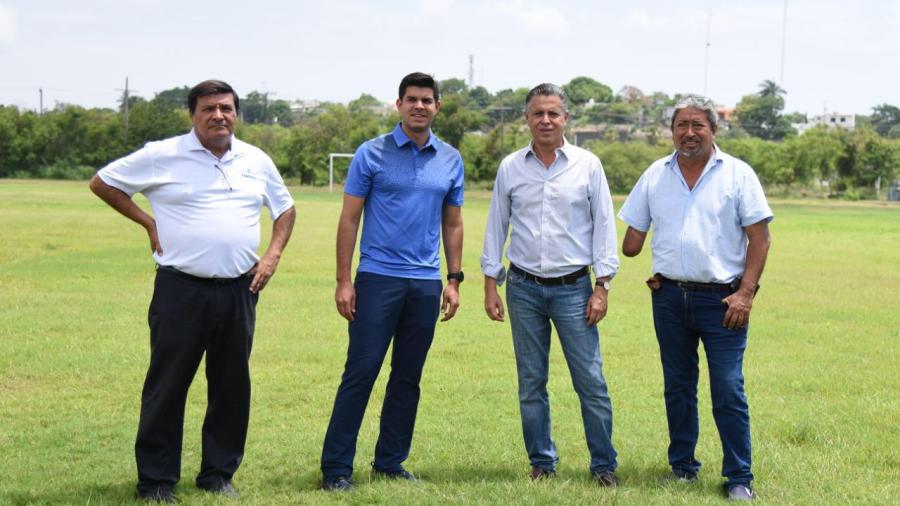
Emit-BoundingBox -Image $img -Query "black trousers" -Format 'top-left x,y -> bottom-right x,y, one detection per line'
135,267 -> 257,494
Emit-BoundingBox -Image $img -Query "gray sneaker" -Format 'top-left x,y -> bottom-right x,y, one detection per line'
665,469 -> 698,483
727,484 -> 756,501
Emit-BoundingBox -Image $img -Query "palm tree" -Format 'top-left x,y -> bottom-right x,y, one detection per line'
758,80 -> 787,98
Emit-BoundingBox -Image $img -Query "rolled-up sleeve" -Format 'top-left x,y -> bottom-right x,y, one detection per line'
480,163 -> 511,285
590,160 -> 619,278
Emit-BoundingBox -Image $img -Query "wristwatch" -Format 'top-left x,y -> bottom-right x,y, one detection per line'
597,279 -> 611,291
447,271 -> 465,283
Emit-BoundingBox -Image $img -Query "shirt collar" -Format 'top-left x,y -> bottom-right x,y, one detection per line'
525,137 -> 572,161
666,144 -> 723,173
391,122 -> 436,151
186,128 -> 243,159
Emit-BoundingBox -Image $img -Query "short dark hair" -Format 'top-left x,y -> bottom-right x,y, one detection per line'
188,80 -> 240,114
524,83 -> 569,114
398,72 -> 440,101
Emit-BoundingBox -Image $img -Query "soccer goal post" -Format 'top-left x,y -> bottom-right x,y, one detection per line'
328,153 -> 354,192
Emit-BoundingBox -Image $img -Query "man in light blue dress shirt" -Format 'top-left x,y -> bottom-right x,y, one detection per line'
481,83 -> 620,487
618,95 -> 773,501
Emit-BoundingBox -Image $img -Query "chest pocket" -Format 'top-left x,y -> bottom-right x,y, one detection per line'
551,184 -> 590,224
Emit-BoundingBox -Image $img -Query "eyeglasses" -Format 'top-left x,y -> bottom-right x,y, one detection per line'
214,164 -> 233,192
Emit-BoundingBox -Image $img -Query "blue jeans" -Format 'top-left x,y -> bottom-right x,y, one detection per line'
651,280 -> 753,486
320,272 -> 442,481
505,269 -> 617,473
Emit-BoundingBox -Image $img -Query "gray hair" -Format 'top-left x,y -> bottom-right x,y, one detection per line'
670,94 -> 719,131
524,83 -> 569,114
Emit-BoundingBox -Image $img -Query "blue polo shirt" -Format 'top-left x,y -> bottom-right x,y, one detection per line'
345,123 -> 465,279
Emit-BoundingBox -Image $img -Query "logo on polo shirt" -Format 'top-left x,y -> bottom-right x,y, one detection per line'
240,168 -> 261,181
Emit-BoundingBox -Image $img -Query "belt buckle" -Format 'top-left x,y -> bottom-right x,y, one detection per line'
534,276 -> 544,286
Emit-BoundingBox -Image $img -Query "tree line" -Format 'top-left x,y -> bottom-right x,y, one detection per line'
1,77 -> 898,199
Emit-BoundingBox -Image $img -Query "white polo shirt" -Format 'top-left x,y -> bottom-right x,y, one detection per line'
618,146 -> 773,284
98,129 -> 294,278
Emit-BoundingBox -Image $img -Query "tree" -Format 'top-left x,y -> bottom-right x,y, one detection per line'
439,78 -> 468,96
348,93 -> 382,111
870,104 -> 900,138
466,86 -> 492,108
734,83 -> 795,141
151,86 -> 191,110
431,95 -> 485,148
758,79 -> 786,98
562,77 -> 613,106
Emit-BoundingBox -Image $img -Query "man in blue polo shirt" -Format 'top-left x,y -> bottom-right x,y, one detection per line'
619,94 -> 772,501
320,72 -> 464,491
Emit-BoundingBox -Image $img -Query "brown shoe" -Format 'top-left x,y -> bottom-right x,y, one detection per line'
530,466 -> 556,481
592,470 -> 618,488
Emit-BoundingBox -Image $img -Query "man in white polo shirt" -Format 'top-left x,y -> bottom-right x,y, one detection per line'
89,80 -> 296,503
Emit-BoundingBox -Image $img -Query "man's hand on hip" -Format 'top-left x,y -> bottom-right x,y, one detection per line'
146,220 -> 163,255
249,253 -> 280,293
722,290 -> 753,329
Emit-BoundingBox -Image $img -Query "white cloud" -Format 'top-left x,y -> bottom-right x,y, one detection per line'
419,0 -> 454,16
0,4 -> 16,46
495,1 -> 567,34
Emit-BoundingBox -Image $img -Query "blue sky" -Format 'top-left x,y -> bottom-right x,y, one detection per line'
1,0 -> 898,115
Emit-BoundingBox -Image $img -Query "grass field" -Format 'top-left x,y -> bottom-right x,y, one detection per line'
1,180 -> 898,505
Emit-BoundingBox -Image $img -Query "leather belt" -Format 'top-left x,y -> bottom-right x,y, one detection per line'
510,264 -> 589,286
658,274 -> 736,292
157,265 -> 247,285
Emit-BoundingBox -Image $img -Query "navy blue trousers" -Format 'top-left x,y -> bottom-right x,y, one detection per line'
136,267 -> 257,494
652,280 -> 753,486
321,272 -> 442,481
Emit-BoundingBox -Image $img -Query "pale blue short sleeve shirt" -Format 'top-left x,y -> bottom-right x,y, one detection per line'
618,146 -> 773,283
344,123 -> 464,279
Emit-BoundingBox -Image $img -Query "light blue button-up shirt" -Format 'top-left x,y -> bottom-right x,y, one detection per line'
618,146 -> 773,284
480,140 -> 618,285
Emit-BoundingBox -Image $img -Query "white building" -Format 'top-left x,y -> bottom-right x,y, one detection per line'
793,113 -> 856,135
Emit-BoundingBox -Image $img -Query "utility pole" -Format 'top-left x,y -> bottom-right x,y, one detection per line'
116,77 -> 131,142
491,106 -> 514,157
38,88 -> 43,115
703,10 -> 712,95
468,54 -> 475,88
780,0 -> 788,87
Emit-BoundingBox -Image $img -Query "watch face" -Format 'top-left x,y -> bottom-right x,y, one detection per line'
448,271 -> 464,282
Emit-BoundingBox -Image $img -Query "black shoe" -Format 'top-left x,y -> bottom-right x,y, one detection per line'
372,465 -> 417,482
322,476 -> 353,491
727,484 -> 756,501
592,470 -> 618,488
137,485 -> 177,503
529,466 -> 556,481
200,478 -> 239,498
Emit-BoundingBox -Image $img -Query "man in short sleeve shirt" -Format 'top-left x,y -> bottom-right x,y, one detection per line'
480,83 -> 620,487
320,72 -> 464,491
89,80 -> 296,502
618,94 -> 772,501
